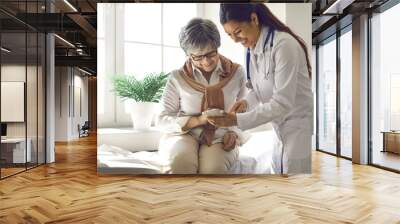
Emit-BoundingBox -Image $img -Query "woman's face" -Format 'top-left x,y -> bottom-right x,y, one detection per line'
188,44 -> 219,73
222,13 -> 261,49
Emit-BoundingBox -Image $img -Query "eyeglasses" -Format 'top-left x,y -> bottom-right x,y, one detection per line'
190,50 -> 218,62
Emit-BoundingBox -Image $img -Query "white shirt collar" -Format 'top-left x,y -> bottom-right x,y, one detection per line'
191,59 -> 223,83
252,26 -> 269,56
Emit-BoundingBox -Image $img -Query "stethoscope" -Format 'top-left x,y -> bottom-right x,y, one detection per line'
246,27 -> 275,89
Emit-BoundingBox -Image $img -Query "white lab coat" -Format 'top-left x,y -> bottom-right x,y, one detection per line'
236,27 -> 313,174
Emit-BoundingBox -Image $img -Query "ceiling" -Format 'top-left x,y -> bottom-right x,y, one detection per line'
0,0 -> 97,74
311,0 -> 390,43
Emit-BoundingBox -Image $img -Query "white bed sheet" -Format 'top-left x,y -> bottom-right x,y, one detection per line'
97,130 -> 275,174
230,131 -> 274,174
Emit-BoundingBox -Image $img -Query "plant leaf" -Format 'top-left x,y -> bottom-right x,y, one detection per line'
111,72 -> 169,102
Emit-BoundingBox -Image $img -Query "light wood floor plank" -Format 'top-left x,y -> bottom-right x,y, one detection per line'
0,135 -> 399,223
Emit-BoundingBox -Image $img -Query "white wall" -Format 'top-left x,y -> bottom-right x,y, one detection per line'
1,82 -> 25,122
76,74 -> 89,133
55,67 -> 69,141
1,65 -> 34,137
55,67 -> 89,141
267,3 -> 286,21
285,4 -> 312,59
1,65 -> 26,81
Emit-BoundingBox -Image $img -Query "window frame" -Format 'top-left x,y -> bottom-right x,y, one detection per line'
315,24 -> 353,161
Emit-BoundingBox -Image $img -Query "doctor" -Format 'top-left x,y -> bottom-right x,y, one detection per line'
208,3 -> 314,174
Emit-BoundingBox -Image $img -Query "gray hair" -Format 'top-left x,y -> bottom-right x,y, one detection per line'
179,18 -> 221,54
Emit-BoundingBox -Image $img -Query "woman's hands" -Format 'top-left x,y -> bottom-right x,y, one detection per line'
182,114 -> 209,131
207,112 -> 237,128
222,131 -> 238,151
197,113 -> 209,126
182,113 -> 239,151
206,99 -> 246,128
183,99 -> 246,131
229,100 -> 248,113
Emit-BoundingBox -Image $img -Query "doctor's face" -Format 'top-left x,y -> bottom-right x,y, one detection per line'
223,13 -> 261,49
188,45 -> 219,73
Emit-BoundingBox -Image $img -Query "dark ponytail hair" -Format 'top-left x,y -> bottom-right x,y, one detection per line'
220,3 -> 312,79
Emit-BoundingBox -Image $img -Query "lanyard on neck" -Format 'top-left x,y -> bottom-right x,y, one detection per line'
246,27 -> 275,81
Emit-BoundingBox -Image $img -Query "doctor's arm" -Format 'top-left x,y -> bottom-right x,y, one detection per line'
235,38 -> 301,131
229,66 -> 259,113
242,89 -> 260,111
157,78 -> 207,133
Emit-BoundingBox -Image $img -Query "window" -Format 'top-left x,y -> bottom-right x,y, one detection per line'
122,3 -> 196,79
97,3 -> 199,127
316,25 -> 353,159
124,4 -> 161,44
317,36 -> 337,155
371,2 -> 400,171
390,74 -> 400,130
340,28 -> 352,158
0,1 -> 46,179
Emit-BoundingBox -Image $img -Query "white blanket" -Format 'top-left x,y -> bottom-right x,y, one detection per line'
97,130 -> 275,174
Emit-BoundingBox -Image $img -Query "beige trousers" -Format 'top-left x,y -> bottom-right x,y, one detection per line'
158,134 -> 239,174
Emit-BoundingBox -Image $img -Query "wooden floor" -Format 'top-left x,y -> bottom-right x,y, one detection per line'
1,163 -> 45,178
1,135 -> 400,224
0,167 -> 26,178
372,150 -> 400,171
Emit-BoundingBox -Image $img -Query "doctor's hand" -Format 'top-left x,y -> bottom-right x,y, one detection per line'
222,131 -> 238,151
207,112 -> 237,128
229,100 -> 247,113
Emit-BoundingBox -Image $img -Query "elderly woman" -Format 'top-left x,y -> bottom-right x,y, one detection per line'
157,18 -> 248,174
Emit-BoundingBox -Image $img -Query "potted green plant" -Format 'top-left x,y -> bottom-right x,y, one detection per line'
112,72 -> 168,130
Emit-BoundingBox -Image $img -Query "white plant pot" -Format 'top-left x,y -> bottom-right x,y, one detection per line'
129,101 -> 157,130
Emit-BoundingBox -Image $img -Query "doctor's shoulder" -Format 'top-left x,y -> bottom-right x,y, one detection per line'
273,31 -> 303,54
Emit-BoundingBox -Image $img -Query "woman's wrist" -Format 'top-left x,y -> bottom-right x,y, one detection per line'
197,114 -> 208,126
182,115 -> 206,131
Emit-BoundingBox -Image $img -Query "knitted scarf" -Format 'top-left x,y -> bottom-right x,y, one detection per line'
179,55 -> 239,146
